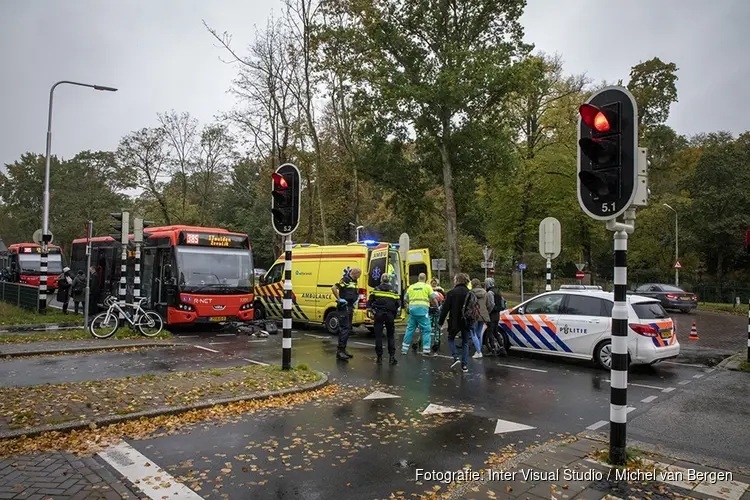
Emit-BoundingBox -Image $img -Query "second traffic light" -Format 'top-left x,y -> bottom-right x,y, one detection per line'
271,163 -> 301,236
110,211 -> 129,244
577,86 -> 638,220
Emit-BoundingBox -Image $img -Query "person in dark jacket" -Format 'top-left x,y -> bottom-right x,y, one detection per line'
71,270 -> 86,314
56,267 -> 73,314
483,278 -> 506,355
438,273 -> 472,373
88,266 -> 100,315
367,273 -> 400,365
331,267 -> 361,361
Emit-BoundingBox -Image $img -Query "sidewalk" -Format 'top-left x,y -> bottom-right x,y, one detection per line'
0,338 -> 177,357
446,437 -> 750,500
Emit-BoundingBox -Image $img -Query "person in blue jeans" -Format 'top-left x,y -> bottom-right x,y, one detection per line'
401,273 -> 437,356
437,273 -> 472,372
468,278 -> 493,359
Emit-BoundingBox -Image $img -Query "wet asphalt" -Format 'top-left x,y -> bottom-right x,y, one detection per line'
3,327 -> 717,499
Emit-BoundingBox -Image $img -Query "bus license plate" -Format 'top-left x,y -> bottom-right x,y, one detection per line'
210,316 -> 227,322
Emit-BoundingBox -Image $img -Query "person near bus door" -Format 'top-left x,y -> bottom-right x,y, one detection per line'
56,267 -> 73,314
331,267 -> 361,361
71,270 -> 86,314
367,273 -> 400,365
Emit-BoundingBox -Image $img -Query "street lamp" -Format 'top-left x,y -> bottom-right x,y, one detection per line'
349,223 -> 364,243
663,203 -> 678,287
40,81 -> 117,314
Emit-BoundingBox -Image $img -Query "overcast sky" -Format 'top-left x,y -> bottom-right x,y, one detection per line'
1,0 -> 748,168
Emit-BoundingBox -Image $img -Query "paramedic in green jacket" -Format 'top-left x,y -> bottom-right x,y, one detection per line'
401,273 -> 437,356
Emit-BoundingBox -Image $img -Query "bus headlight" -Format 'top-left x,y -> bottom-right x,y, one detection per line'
240,302 -> 253,311
177,302 -> 195,312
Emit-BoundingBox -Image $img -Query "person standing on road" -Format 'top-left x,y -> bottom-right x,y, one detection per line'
88,266 -> 100,315
469,278 -> 493,359
483,278 -> 506,355
401,273 -> 437,356
56,267 -> 73,314
332,267 -> 361,361
367,273 -> 400,365
438,273 -> 472,373
71,270 -> 86,314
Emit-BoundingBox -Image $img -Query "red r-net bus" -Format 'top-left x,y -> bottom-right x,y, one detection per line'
5,243 -> 65,291
71,226 -> 255,325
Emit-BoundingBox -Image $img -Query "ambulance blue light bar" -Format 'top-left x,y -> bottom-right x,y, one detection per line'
362,239 -> 378,246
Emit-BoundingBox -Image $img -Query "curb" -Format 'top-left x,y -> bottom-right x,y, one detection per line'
0,323 -> 82,334
0,371 -> 329,440
0,341 -> 179,358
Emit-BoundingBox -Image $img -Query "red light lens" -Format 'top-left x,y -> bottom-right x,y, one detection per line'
272,173 -> 288,188
665,294 -> 678,299
630,323 -> 658,337
580,104 -> 610,132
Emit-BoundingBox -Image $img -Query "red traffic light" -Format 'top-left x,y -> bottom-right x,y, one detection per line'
272,173 -> 288,188
580,104 -> 611,133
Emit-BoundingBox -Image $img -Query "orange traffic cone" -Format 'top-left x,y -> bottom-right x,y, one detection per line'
689,321 -> 699,340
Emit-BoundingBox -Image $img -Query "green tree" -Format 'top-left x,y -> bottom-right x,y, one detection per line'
627,57 -> 679,135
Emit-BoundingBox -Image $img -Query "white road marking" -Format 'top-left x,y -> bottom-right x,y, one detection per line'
305,334 -> 330,339
705,368 -> 716,373
494,419 -> 535,434
353,341 -> 376,347
216,333 -> 236,337
662,387 -> 675,393
363,391 -> 400,400
496,363 -> 548,373
421,404 -> 459,415
194,345 -> 219,353
243,358 -> 269,366
626,406 -> 636,413
208,342 -> 230,345
247,339 -> 268,343
604,379 -> 666,391
641,395 -> 658,403
180,335 -> 199,338
693,374 -> 704,379
663,361 -> 706,368
586,420 -> 609,430
678,380 -> 691,385
98,441 -> 204,500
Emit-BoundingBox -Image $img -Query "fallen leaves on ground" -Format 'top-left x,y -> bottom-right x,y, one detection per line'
0,328 -> 171,343
0,364 -> 321,433
0,384 -> 339,457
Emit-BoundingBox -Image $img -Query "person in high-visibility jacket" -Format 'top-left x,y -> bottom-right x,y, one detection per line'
401,273 -> 437,356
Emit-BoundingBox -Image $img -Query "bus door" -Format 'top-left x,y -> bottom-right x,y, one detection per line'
147,246 -> 176,318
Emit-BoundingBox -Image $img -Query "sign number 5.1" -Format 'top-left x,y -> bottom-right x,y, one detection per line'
601,202 -> 616,213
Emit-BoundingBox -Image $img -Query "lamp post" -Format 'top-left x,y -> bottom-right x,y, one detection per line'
663,203 -> 678,287
40,81 -> 117,314
349,223 -> 364,243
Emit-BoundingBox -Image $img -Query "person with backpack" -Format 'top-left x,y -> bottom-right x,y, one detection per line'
437,273 -> 472,372
71,270 -> 86,314
468,278 -> 493,359
483,278 -> 507,355
56,267 -> 73,314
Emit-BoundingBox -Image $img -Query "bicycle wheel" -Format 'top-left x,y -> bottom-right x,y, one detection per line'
137,311 -> 164,337
90,312 -> 119,339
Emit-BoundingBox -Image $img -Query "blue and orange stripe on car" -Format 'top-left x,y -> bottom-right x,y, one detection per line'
648,321 -> 675,347
499,313 -> 572,352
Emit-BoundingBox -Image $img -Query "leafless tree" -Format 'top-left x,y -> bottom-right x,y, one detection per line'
194,124 -> 236,225
158,111 -> 199,221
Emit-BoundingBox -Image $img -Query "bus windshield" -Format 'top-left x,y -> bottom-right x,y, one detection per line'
18,254 -> 63,275
174,246 -> 253,294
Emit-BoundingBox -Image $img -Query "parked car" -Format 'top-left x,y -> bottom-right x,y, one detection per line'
632,284 -> 697,313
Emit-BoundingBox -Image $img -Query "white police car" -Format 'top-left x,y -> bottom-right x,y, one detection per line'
499,289 -> 679,369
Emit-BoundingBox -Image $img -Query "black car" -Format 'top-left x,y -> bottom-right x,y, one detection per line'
632,284 -> 697,313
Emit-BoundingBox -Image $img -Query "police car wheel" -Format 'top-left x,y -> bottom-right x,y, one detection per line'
595,340 -> 612,370
325,311 -> 339,334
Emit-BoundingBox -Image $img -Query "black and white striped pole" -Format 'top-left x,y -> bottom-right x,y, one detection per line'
38,240 -> 49,313
133,218 -> 143,307
282,236 -> 293,370
111,211 -> 129,321
271,163 -> 301,371
545,257 -> 552,292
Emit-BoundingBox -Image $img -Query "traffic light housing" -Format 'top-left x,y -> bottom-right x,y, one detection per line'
110,211 -> 129,244
577,86 -> 638,220
271,163 -> 301,236
133,218 -> 154,243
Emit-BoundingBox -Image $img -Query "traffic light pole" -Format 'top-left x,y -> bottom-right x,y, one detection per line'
282,235 -> 293,370
606,208 -> 635,466
83,221 -> 93,328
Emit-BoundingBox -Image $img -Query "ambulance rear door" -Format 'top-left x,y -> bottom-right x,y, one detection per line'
405,248 -> 432,286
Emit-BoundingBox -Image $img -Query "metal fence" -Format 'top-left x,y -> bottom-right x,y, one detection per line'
0,281 -> 39,311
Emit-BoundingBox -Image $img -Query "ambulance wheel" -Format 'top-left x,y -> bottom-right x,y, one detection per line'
254,302 -> 266,320
324,310 -> 339,334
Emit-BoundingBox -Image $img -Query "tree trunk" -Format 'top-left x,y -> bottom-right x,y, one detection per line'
514,182 -> 533,263
438,139 -> 461,277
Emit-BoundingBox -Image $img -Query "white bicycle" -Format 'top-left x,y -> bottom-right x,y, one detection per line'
89,295 -> 164,339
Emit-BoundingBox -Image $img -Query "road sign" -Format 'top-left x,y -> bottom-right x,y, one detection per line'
576,270 -> 585,280
518,264 -> 526,270
538,217 -> 561,259
399,233 -> 410,261
575,263 -> 585,271
431,258 -> 446,271
480,261 -> 495,269
483,246 -> 493,262
673,260 -> 682,269
32,229 -> 53,245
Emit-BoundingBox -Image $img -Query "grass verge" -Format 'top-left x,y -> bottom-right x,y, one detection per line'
0,302 -> 76,326
698,302 -> 749,316
0,328 -> 171,344
0,364 -> 320,433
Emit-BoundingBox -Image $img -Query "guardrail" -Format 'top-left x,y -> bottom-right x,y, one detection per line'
0,281 -> 39,312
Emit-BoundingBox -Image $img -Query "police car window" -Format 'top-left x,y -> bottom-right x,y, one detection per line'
632,301 -> 669,319
523,294 -> 563,314
602,300 -> 613,317
563,295 -> 604,317
266,264 -> 283,284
